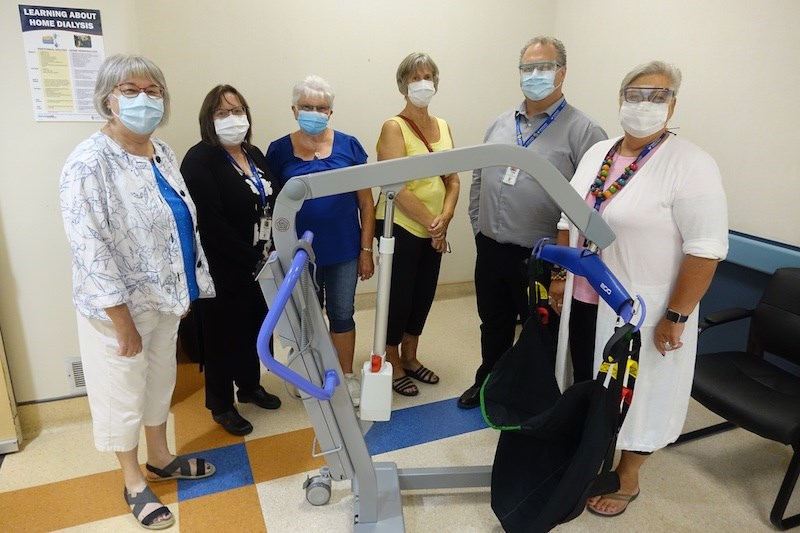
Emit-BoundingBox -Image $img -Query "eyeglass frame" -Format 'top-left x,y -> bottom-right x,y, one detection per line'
518,61 -> 562,74
622,87 -> 674,104
212,106 -> 248,119
296,104 -> 332,114
114,83 -> 163,99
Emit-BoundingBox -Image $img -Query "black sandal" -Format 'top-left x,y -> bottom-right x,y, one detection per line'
392,375 -> 419,396
403,364 -> 440,384
146,455 -> 215,482
124,486 -> 174,530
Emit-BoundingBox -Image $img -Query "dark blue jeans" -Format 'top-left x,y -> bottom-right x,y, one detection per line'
314,258 -> 358,333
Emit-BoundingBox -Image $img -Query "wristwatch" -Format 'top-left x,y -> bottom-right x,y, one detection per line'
664,308 -> 689,323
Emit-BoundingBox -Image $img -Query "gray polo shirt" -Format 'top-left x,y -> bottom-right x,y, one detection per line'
468,98 -> 607,247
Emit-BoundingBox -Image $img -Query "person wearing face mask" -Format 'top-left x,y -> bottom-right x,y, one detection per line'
60,54 -> 216,530
266,75 -> 375,407
550,61 -> 728,518
459,36 -> 607,409
375,52 -> 461,397
181,85 -> 283,436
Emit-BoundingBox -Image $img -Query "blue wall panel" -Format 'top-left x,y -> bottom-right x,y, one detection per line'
699,231 -> 800,373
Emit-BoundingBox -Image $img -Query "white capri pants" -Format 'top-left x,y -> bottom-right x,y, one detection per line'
76,310 -> 179,452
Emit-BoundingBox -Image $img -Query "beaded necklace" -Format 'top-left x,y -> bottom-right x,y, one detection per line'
590,131 -> 669,210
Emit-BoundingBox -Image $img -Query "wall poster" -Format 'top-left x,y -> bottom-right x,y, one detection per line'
18,5 -> 105,122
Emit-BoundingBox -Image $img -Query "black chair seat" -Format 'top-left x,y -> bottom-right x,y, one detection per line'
693,351 -> 800,444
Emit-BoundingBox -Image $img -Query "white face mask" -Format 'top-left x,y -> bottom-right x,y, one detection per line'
407,79 -> 435,108
619,101 -> 669,138
214,114 -> 250,146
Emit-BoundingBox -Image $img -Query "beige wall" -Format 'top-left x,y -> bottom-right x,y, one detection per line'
0,0 -> 798,402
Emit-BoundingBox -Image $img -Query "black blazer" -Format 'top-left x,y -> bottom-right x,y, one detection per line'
181,141 -> 281,292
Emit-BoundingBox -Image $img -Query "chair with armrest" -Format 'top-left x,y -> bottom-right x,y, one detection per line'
675,267 -> 800,530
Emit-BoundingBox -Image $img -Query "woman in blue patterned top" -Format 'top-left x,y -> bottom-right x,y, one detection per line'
266,75 -> 375,407
60,55 -> 216,530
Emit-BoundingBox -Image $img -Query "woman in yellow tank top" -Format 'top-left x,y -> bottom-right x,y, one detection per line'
375,52 -> 460,397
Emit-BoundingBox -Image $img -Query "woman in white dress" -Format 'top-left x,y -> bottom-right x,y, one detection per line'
549,60 -> 728,517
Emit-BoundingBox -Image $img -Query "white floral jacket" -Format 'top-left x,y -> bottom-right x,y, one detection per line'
60,131 -> 215,320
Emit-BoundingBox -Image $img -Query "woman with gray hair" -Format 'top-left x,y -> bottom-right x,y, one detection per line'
549,60 -> 728,517
60,54 -> 216,529
375,52 -> 460,397
266,75 -> 375,407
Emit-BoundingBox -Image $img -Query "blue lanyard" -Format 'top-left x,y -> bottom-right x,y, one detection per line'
515,99 -> 567,147
222,149 -> 268,210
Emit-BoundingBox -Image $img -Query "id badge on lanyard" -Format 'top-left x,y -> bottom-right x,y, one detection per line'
226,149 -> 272,247
502,167 -> 520,186
251,176 -> 272,247
258,211 -> 272,244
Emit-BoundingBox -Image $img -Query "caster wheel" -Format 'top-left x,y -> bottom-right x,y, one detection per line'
303,467 -> 332,506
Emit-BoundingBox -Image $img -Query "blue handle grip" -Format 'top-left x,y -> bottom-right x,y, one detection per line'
256,232 -> 341,401
535,242 -> 646,328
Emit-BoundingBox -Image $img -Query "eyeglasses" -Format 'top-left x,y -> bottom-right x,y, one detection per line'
213,106 -> 248,119
297,104 -> 331,114
519,61 -> 561,74
623,87 -> 674,104
114,83 -> 163,99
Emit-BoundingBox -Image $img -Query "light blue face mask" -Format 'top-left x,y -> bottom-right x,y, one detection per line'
297,110 -> 329,136
520,70 -> 557,101
113,92 -> 164,135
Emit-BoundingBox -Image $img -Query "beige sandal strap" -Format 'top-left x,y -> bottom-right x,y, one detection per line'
603,491 -> 638,502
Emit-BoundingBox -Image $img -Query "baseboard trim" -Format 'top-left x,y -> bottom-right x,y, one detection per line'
355,280 -> 475,310
0,438 -> 19,454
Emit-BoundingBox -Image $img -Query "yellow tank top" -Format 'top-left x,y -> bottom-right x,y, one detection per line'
375,116 -> 453,238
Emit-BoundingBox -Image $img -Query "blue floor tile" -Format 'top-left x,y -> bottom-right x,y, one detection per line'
364,397 -> 489,455
177,443 -> 254,501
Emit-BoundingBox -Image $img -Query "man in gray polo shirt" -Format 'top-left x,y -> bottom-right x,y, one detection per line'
459,36 -> 607,409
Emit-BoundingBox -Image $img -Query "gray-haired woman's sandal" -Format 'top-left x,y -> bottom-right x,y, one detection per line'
124,486 -> 174,530
146,455 -> 215,482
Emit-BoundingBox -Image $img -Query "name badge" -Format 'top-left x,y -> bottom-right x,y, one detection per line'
502,167 -> 519,186
259,216 -> 272,242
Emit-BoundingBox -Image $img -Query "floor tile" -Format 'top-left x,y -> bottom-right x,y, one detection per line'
364,397 -> 488,454
247,427 -> 326,484
180,485 -> 266,532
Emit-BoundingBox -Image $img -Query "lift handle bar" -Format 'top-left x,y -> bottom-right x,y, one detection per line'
255,231 -> 340,400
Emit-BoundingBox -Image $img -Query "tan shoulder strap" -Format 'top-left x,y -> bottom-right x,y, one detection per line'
397,115 -> 434,153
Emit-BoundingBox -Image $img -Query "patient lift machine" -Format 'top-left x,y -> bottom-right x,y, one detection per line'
255,144 -> 630,531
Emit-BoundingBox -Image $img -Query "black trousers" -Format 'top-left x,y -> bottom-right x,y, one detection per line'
194,282 -> 266,415
376,221 -> 442,346
473,233 -> 534,387
568,299 -> 598,383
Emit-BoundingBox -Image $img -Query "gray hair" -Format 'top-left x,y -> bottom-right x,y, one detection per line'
395,52 -> 440,95
292,75 -> 335,109
619,60 -> 682,96
93,54 -> 170,123
519,36 -> 567,67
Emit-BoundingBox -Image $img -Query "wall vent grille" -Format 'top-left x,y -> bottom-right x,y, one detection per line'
64,357 -> 86,394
